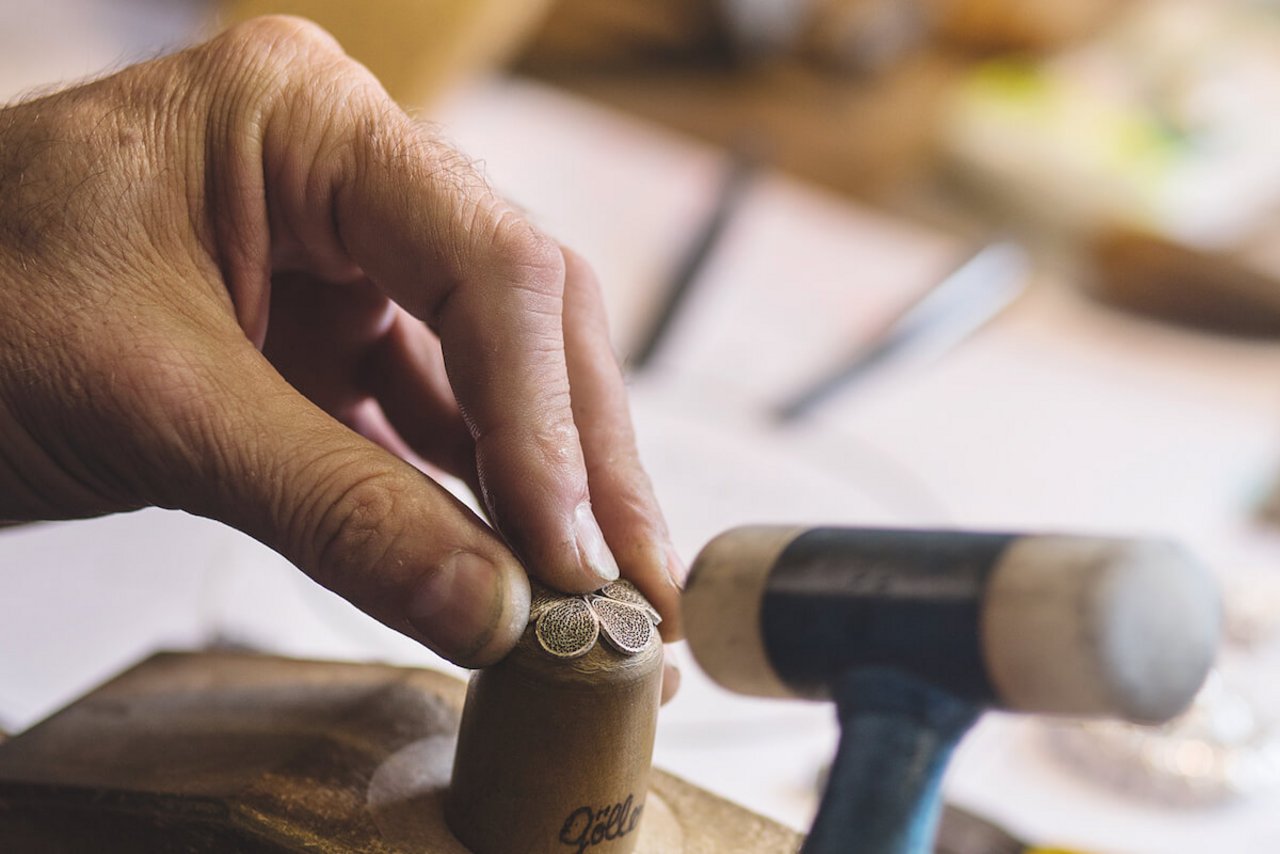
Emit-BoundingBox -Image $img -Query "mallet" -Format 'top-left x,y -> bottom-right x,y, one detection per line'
683,526 -> 1220,854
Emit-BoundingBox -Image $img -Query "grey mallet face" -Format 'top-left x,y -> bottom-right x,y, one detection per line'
683,526 -> 1221,724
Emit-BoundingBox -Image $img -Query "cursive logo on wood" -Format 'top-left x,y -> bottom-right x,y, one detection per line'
558,794 -> 644,853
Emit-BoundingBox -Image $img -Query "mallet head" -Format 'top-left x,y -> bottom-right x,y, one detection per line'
683,526 -> 1220,723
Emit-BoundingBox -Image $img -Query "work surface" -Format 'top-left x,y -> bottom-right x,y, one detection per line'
3,4 -> 1280,852
0,651 -> 800,852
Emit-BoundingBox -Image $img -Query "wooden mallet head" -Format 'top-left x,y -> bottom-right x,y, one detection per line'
684,526 -> 1221,723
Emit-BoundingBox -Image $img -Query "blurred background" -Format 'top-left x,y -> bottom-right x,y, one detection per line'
3,0 -> 1280,851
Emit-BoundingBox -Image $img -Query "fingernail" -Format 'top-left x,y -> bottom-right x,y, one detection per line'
408,552 -> 504,662
575,503 -> 620,584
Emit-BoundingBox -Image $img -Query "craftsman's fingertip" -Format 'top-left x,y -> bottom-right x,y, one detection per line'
575,503 -> 620,585
408,551 -> 530,667
666,542 -> 688,588
661,655 -> 681,705
655,587 -> 684,643
632,540 -> 683,641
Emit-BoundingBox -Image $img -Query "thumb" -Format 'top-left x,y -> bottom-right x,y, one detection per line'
161,342 -> 530,668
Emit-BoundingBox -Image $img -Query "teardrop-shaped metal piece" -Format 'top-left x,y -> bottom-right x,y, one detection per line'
599,580 -> 661,624
535,598 -> 600,659
590,597 -> 655,655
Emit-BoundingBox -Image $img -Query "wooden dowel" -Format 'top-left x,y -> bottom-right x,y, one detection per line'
447,582 -> 664,854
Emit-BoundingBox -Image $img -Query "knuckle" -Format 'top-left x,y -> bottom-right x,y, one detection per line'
309,464 -> 411,591
534,417 -> 586,474
357,114 -> 461,198
486,212 -> 566,299
474,411 -> 584,485
204,15 -> 352,96
216,15 -> 345,64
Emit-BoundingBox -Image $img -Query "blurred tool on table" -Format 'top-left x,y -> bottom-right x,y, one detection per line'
773,240 -> 1029,422
223,0 -> 1280,338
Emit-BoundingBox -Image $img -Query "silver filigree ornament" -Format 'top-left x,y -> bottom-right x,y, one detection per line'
531,580 -> 662,659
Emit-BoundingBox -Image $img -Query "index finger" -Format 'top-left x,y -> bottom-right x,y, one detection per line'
251,27 -> 618,593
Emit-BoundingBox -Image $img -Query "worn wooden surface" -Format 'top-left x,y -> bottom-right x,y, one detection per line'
0,651 -> 801,853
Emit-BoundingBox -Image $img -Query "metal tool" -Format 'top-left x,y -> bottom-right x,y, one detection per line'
629,146 -> 758,370
775,241 -> 1029,422
682,526 -> 1220,854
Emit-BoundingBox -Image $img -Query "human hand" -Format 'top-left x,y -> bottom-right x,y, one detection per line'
0,16 -> 684,670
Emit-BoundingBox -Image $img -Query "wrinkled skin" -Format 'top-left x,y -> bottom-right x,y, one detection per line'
0,16 -> 684,686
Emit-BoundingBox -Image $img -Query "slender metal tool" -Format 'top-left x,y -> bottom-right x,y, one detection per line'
629,146 -> 759,370
774,240 -> 1029,422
